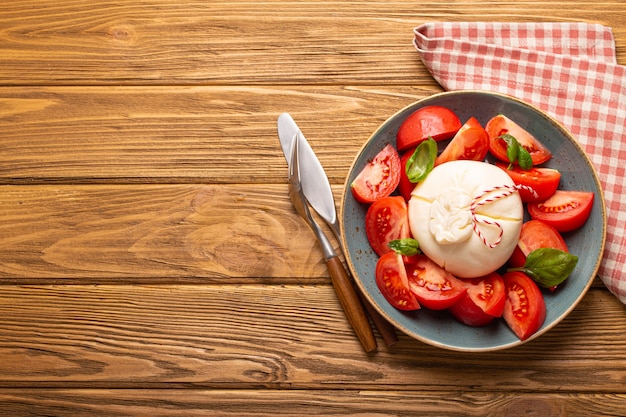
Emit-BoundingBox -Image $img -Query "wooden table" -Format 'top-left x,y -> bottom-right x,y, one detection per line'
1,1 -> 625,415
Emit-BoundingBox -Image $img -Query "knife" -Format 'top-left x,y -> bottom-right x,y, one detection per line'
277,113 -> 398,347
287,133 -> 376,353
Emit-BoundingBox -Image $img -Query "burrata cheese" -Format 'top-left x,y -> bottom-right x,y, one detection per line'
408,160 -> 523,278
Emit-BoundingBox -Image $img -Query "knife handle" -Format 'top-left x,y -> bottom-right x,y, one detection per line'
358,291 -> 399,347
326,256 -> 377,353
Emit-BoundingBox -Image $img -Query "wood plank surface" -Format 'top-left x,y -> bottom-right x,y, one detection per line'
1,2 -> 625,85
0,86 -> 427,184
0,286 -> 624,391
0,183 -> 327,281
1,0 -> 625,415
1,390 -> 626,417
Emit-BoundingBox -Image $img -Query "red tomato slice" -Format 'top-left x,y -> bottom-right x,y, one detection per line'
448,293 -> 497,327
435,117 -> 489,166
449,272 -> 505,327
495,162 -> 560,203
486,115 -> 552,166
351,144 -> 401,203
398,147 -> 416,202
527,190 -> 594,232
464,272 -> 506,317
502,272 -> 546,341
365,196 -> 410,256
405,255 -> 467,310
396,105 -> 462,151
508,220 -> 568,268
375,252 -> 420,311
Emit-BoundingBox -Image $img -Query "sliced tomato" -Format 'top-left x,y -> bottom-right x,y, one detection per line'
464,272 -> 506,317
375,252 -> 420,311
449,293 -> 497,327
495,162 -> 560,203
405,255 -> 467,310
502,271 -> 546,341
396,105 -> 462,151
508,220 -> 568,268
351,144 -> 401,203
435,117 -> 489,166
398,147 -> 417,202
365,196 -> 410,256
449,272 -> 506,327
486,114 -> 552,166
527,190 -> 594,232
507,247 -> 527,271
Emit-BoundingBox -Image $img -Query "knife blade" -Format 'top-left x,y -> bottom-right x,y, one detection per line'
277,113 -> 398,347
277,113 -> 339,238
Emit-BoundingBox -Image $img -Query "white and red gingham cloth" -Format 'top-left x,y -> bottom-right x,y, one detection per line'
413,22 -> 626,304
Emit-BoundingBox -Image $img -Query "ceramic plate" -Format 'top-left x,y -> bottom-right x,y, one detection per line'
340,91 -> 606,351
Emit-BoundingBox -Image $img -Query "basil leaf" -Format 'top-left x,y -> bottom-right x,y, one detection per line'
388,238 -> 420,256
499,133 -> 534,170
406,137 -> 437,183
501,134 -> 519,166
518,147 -> 533,170
510,248 -> 578,288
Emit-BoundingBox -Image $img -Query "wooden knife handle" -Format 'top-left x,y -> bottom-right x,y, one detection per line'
359,292 -> 399,347
326,256 -> 377,353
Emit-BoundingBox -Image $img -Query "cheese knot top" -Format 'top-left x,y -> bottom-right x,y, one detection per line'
408,160 -> 523,278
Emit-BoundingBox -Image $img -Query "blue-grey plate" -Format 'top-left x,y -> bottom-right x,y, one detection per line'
340,91 -> 606,351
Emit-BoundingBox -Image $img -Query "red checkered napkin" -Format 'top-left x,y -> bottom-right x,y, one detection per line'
414,22 -> 626,304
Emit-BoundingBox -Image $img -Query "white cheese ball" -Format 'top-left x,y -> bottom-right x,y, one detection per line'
408,160 -> 523,278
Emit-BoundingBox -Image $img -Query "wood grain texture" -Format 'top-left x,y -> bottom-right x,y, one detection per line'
0,2 -> 625,85
0,286 -> 624,391
0,184 -> 334,281
0,86 -> 431,184
1,390 -> 626,417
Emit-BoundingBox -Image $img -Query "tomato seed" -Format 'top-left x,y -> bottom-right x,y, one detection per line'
540,201 -> 579,213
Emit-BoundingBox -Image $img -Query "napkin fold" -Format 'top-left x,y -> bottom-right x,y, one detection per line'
413,22 -> 626,304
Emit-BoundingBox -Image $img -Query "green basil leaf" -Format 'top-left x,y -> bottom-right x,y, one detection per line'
388,238 -> 420,256
517,147 -> 533,170
406,137 -> 437,183
499,133 -> 534,170
510,248 -> 578,288
501,134 -> 519,166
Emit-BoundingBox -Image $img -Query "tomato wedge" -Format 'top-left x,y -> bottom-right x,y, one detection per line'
396,105 -> 462,151
495,162 -> 560,203
405,255 -> 467,310
486,115 -> 552,166
464,272 -> 506,317
502,271 -> 546,341
375,252 -> 420,311
351,144 -> 401,203
449,293 -> 498,327
398,147 -> 417,202
527,190 -> 594,232
449,272 -> 506,327
365,196 -> 410,256
435,117 -> 489,166
508,220 -> 568,268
